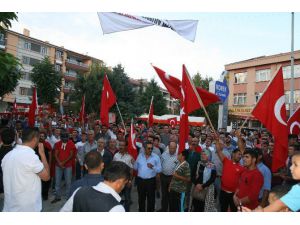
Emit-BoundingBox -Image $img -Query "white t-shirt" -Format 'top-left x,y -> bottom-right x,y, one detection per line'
113,152 -> 134,168
1,145 -> 44,212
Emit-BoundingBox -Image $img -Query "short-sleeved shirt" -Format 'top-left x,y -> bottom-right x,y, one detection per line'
54,140 -> 76,168
1,145 -> 44,212
236,168 -> 264,210
212,149 -> 231,176
113,152 -> 134,168
257,162 -> 271,199
281,184 -> 300,212
221,158 -> 245,193
170,161 -> 190,193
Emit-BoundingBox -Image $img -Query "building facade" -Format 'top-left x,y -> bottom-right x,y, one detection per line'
0,29 -> 103,112
225,50 -> 300,128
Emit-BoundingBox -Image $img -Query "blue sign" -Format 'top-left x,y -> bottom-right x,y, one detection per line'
215,80 -> 229,103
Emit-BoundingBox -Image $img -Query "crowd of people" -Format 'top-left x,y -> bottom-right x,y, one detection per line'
0,112 -> 299,212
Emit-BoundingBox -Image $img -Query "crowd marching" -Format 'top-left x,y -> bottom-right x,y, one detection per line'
0,112 -> 299,212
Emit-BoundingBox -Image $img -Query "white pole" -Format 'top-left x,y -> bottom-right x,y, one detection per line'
115,102 -> 126,135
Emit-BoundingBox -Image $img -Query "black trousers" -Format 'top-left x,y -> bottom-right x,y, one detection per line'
137,177 -> 156,212
169,190 -> 184,212
120,185 -> 132,212
219,190 -> 237,212
192,198 -> 205,212
42,180 -> 51,200
75,161 -> 82,180
160,174 -> 173,211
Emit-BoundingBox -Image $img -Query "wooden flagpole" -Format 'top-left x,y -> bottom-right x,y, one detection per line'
115,101 -> 127,135
184,65 -> 216,134
148,96 -> 154,125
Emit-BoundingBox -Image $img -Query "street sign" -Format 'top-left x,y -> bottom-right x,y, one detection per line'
215,80 -> 229,103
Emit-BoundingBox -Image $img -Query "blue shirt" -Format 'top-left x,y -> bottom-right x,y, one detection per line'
257,162 -> 271,199
134,152 -> 162,179
69,174 -> 104,197
281,184 -> 300,212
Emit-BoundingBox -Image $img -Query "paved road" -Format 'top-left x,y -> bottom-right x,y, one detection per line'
0,180 -> 162,212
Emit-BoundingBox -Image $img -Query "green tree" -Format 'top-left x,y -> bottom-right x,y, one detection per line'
191,73 -> 219,128
0,12 -> 18,32
139,79 -> 169,116
30,57 -> 62,105
0,12 -> 22,99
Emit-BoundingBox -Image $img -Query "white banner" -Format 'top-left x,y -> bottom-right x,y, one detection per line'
97,12 -> 198,42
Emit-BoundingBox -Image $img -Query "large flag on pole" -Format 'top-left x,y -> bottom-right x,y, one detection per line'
148,96 -> 154,127
128,119 -> 138,160
287,106 -> 300,135
13,98 -> 17,114
28,87 -> 38,128
98,12 -> 198,42
79,95 -> 86,125
252,67 -> 288,172
152,65 -> 220,105
100,75 -> 117,127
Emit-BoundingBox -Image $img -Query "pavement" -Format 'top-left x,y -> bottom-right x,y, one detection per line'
0,179 -> 162,212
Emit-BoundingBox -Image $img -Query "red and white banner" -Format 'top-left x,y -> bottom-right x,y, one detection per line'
287,106 -> 300,135
98,12 -> 198,42
167,117 -> 178,128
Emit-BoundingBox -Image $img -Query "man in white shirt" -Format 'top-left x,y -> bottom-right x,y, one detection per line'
1,128 -> 50,212
47,128 -> 61,149
60,161 -> 131,212
113,140 -> 134,211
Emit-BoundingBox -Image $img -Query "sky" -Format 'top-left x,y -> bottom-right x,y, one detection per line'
8,11 -> 300,85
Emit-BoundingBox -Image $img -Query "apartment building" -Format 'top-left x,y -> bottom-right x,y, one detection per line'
0,29 -> 103,112
225,50 -> 300,128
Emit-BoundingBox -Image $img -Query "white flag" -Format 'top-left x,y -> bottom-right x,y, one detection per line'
97,12 -> 198,42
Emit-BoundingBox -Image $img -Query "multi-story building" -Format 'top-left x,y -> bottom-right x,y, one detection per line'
225,50 -> 300,128
0,28 -> 103,112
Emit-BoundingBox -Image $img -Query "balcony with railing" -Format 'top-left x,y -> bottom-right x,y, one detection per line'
66,58 -> 89,72
64,71 -> 78,81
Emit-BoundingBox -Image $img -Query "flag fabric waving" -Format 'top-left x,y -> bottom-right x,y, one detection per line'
148,96 -> 154,127
100,75 -> 117,127
13,98 -> 17,113
28,87 -> 38,128
98,12 -> 198,42
287,106 -> 300,135
79,95 -> 86,124
128,119 -> 138,160
252,67 -> 288,172
167,117 -> 178,128
152,65 -> 182,99
196,87 -> 220,107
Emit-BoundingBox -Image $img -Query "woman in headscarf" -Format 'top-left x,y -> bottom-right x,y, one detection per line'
190,149 -> 217,212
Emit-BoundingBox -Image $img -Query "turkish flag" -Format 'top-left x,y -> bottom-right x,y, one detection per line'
287,106 -> 300,135
28,87 -> 38,128
252,67 -> 288,172
167,117 -> 177,128
148,96 -> 154,127
13,98 -> 17,114
100,75 -> 116,127
152,65 -> 182,99
79,95 -> 86,124
128,120 -> 138,160
196,87 -> 220,107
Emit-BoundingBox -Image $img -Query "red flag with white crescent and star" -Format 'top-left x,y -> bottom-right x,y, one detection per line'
100,74 -> 116,127
167,117 -> 178,128
128,119 -> 138,160
28,87 -> 38,128
252,67 -> 288,172
287,106 -> 300,135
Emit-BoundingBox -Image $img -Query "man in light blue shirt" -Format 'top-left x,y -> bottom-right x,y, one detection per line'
134,141 -> 161,212
256,148 -> 271,207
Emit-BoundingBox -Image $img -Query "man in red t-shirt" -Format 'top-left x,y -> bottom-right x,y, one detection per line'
234,149 -> 264,210
215,137 -> 244,212
51,131 -> 76,203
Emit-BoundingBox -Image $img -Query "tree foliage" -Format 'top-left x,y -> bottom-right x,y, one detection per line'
0,12 -> 22,99
191,72 -> 219,128
30,57 -> 62,105
0,12 -> 18,32
139,79 -> 169,116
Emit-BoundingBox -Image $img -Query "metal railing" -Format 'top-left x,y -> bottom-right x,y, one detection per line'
66,59 -> 88,68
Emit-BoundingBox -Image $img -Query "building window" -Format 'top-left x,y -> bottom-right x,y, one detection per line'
30,42 -> 41,53
0,33 -> 4,41
233,93 -> 247,105
283,65 -> 300,79
56,51 -> 62,59
19,87 -> 32,96
285,90 -> 300,104
24,41 -> 31,50
234,72 -> 247,84
55,64 -> 61,72
255,92 -> 262,103
29,58 -> 40,66
22,56 -> 30,65
21,71 -> 31,81
256,69 -> 271,82
41,46 -> 47,55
